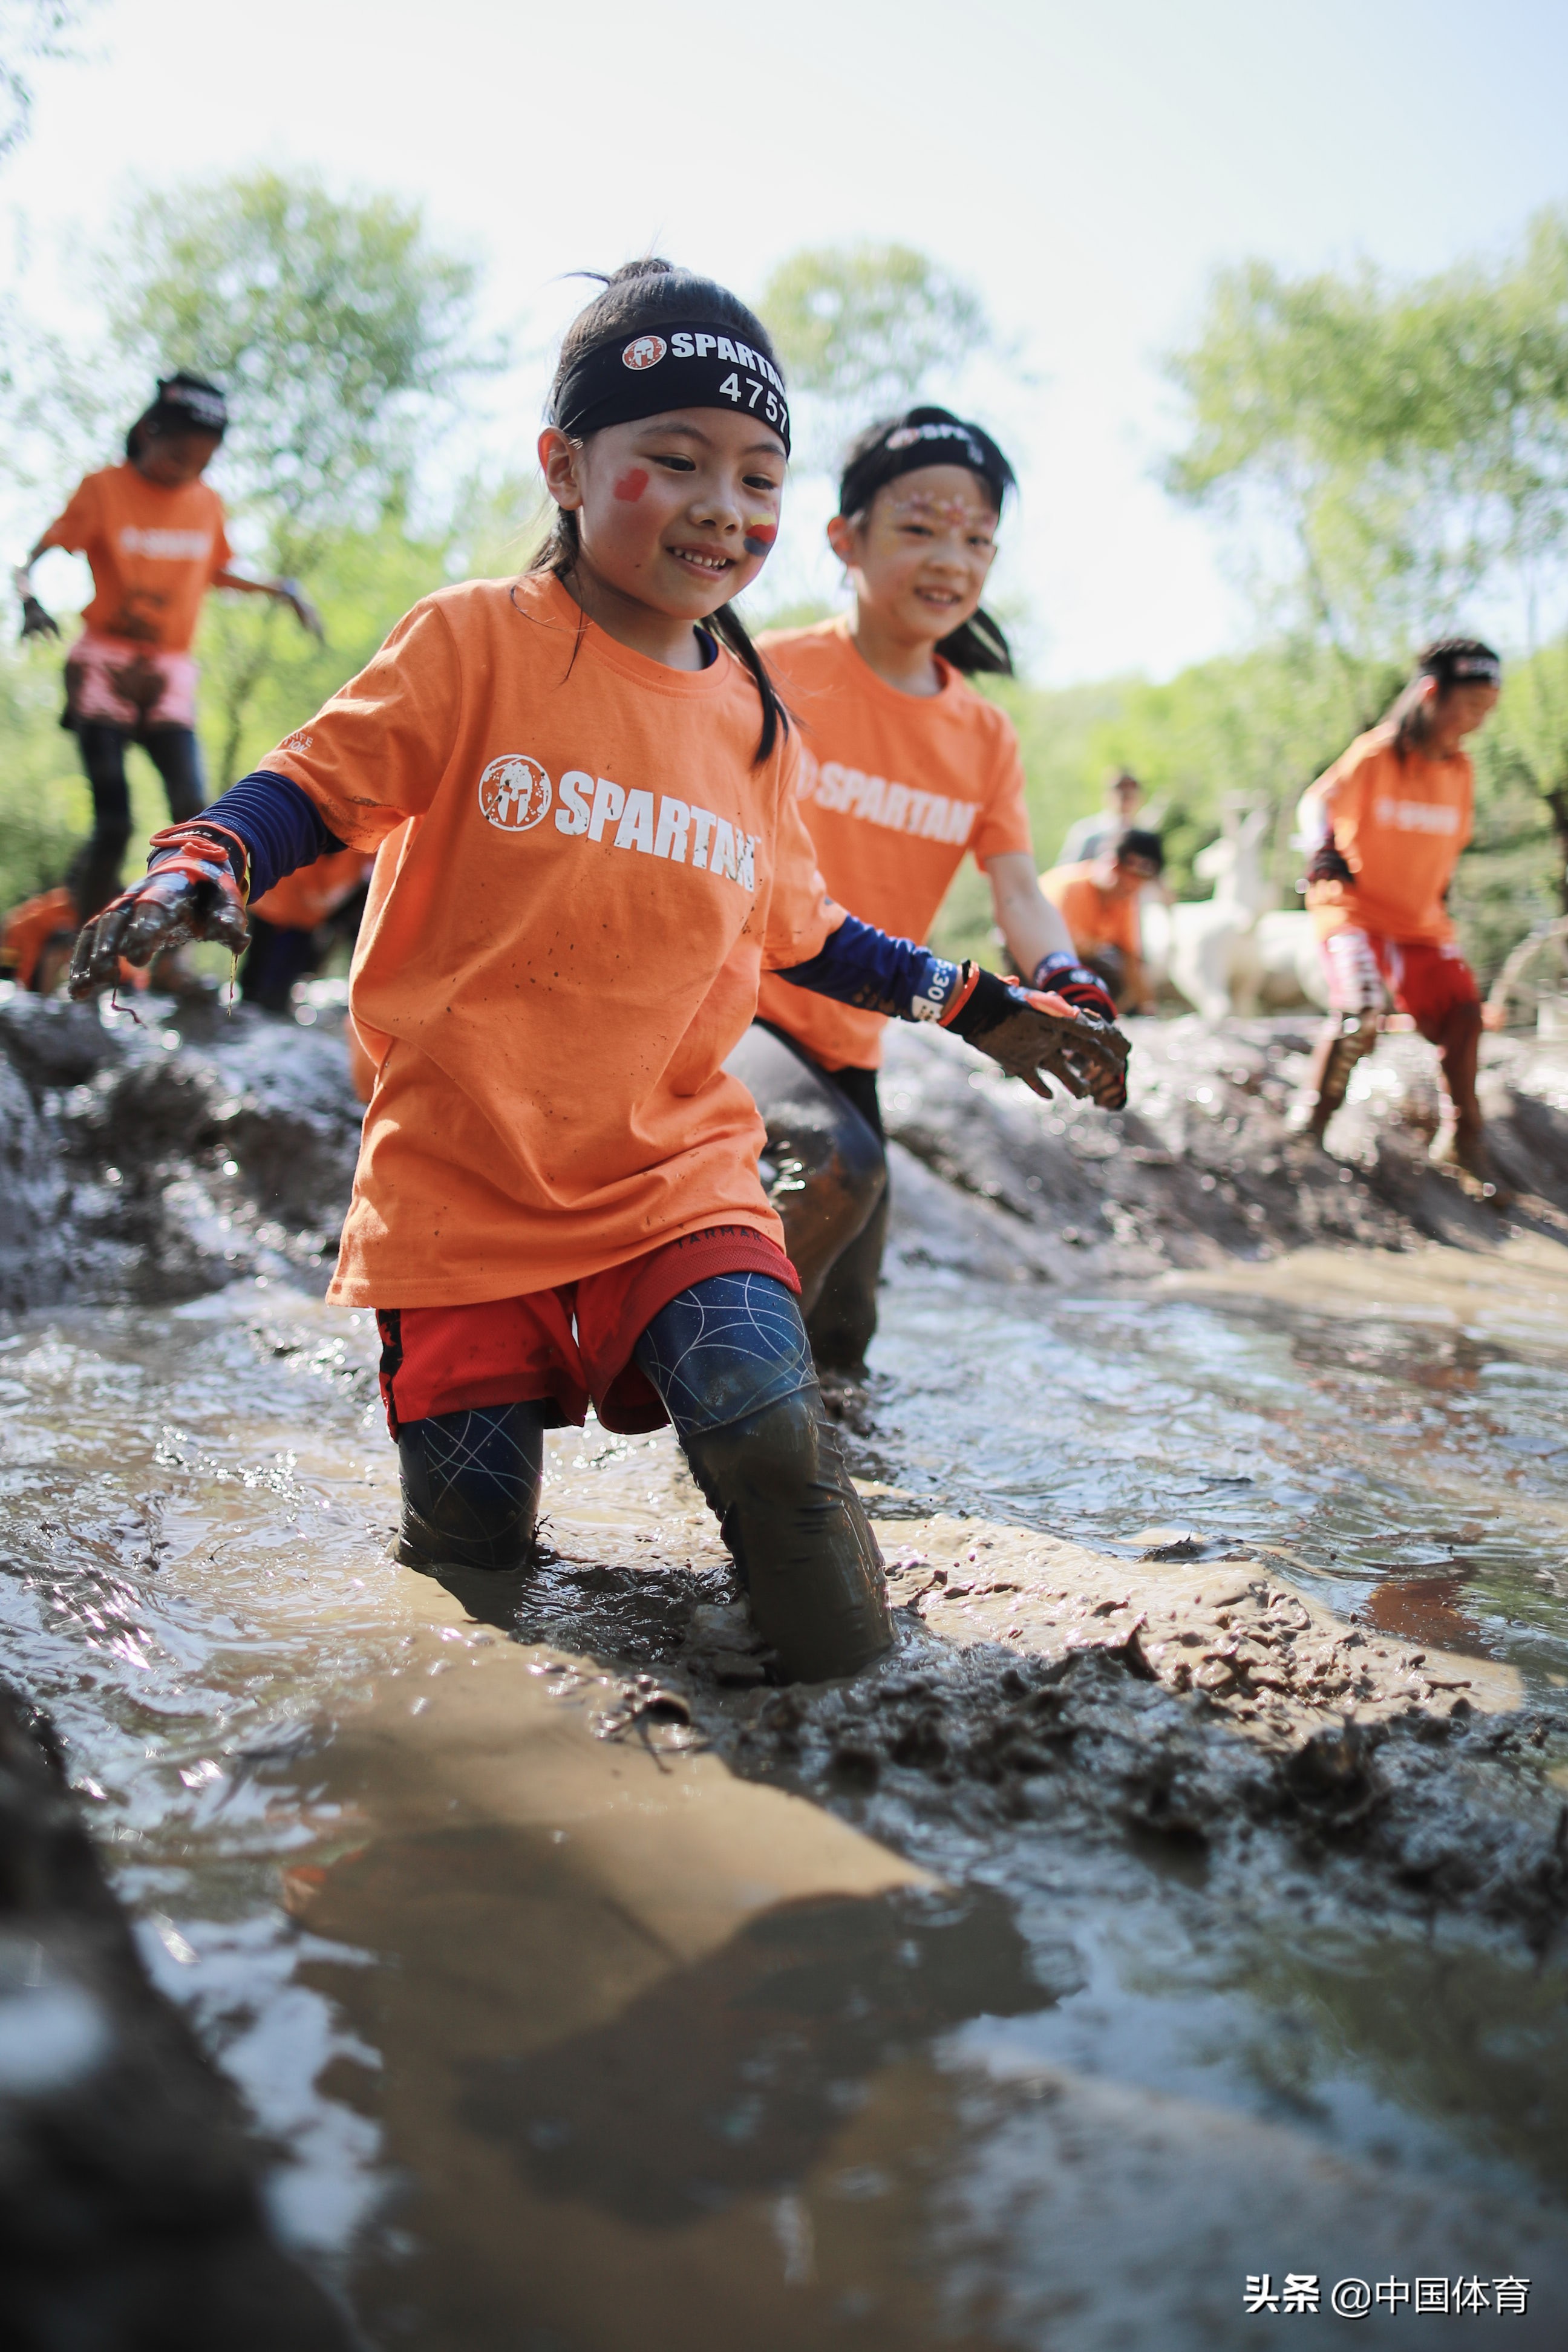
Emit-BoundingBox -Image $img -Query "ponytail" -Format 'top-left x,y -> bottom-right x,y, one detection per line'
529,257 -> 790,765
936,607 -> 1014,677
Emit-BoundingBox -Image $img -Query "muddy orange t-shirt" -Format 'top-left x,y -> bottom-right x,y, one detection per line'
751,619 -> 1033,1070
1040,861 -> 1140,959
261,572 -> 841,1307
39,465 -> 232,652
1304,724 -> 1472,945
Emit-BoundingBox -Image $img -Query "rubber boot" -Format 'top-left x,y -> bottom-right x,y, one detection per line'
394,1403 -> 546,1571
681,1388 -> 894,1682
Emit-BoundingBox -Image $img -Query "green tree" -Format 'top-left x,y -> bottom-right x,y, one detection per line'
759,243 -> 992,472
0,0 -> 92,163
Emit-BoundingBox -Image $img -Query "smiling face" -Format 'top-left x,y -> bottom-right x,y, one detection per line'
828,464 -> 999,648
538,407 -> 786,624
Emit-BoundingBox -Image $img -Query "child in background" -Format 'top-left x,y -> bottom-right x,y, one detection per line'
1294,639 -> 1503,1194
739,407 -> 1122,1376
69,264 -> 1125,1684
1040,828 -> 1165,1015
7,373 -> 319,987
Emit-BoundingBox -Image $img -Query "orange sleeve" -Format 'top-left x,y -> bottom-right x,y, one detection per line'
261,598 -> 462,851
36,475 -> 99,556
1312,745 -> 1365,829
760,733 -> 845,971
970,712 -> 1034,864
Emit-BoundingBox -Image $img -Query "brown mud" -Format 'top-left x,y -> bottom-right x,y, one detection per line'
5,987 -> 1568,2341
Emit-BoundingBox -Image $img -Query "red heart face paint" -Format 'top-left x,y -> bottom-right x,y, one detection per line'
743,520 -> 777,557
613,468 -> 649,503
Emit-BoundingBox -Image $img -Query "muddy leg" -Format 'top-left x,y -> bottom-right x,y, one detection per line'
806,1181 -> 889,1376
1429,1001 -> 1509,1198
634,1272 -> 893,1681
725,1023 -> 885,1320
394,1402 -> 549,1570
1294,1013 -> 1380,1144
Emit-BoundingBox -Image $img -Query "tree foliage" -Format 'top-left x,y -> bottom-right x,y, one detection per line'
0,0 -> 91,164
760,243 -> 990,439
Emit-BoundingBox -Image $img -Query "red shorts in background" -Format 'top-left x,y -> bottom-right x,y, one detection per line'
376,1224 -> 798,1438
1320,926 -> 1478,1042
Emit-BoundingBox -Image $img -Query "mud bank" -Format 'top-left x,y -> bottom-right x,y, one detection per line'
0,1677 -> 350,2350
0,987 -> 360,1311
880,1013 -> 1568,1285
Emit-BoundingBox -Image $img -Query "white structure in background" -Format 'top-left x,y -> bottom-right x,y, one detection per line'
1141,803 -> 1329,1020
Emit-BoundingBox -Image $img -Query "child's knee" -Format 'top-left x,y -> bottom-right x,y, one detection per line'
394,1402 -> 546,1571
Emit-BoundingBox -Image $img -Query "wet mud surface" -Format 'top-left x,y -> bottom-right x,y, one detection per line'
4,991 -> 1568,2341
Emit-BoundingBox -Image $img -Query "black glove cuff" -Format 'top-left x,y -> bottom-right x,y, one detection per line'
946,964 -> 1017,1042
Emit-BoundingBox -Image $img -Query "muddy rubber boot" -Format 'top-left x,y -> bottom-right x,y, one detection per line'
681,1388 -> 893,1682
394,1403 -> 546,1571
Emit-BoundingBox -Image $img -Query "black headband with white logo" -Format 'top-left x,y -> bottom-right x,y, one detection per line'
1422,647 -> 1502,688
839,414 -> 1012,517
155,376 -> 228,436
551,325 -> 791,456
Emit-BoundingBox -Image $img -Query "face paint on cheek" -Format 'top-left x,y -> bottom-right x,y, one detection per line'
613,468 -> 649,503
743,521 -> 777,557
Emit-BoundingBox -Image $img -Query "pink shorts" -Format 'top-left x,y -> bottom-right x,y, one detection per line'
64,630 -> 198,731
1321,927 -> 1478,1042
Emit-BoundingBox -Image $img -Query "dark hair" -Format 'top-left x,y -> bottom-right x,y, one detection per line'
1384,636 -> 1503,762
837,405 -> 1018,677
532,259 -> 789,763
125,371 -> 228,461
1112,826 -> 1165,873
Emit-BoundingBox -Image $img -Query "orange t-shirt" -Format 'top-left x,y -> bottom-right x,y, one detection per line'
751,619 -> 1033,1070
1303,724 -> 1472,945
261,572 -> 841,1308
39,464 -> 232,652
1040,861 -> 1141,960
248,846 -> 371,932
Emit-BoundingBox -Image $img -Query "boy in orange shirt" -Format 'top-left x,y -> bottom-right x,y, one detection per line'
8,373 -> 319,985
1294,638 -> 1503,1191
741,408 -> 1124,1374
67,266 -> 1125,1684
1040,829 -> 1165,1016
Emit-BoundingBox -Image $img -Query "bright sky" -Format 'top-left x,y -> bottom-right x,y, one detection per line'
5,0 -> 1567,683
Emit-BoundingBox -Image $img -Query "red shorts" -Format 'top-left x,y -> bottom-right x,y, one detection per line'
376,1225 -> 797,1439
1320,927 -> 1478,1043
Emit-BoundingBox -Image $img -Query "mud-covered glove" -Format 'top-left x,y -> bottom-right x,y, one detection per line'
1031,950 -> 1117,1026
68,823 -> 249,998
19,595 -> 60,642
1304,839 -> 1354,887
947,965 -> 1130,1108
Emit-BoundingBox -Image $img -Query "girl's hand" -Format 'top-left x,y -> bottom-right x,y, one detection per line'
20,595 -> 60,642
950,968 -> 1130,1108
276,578 -> 324,639
68,835 -> 248,998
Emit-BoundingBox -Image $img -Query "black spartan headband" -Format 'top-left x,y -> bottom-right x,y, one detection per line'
152,376 -> 228,436
551,326 -> 791,456
1421,644 -> 1502,689
839,413 -> 1012,518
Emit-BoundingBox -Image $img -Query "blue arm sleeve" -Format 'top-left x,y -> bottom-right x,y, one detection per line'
777,914 -> 965,1024
152,770 -> 340,900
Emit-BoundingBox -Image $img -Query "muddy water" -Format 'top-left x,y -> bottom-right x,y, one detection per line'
3,1250 -> 1568,2345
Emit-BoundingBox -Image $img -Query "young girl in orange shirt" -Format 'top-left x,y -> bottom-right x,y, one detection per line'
1295,638 -> 1503,1192
738,408 -> 1122,1374
70,266 -> 1125,1682
8,374 -> 319,984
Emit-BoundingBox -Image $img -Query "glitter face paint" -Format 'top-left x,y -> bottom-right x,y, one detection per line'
743,520 -> 777,558
884,488 -> 996,535
613,468 -> 649,503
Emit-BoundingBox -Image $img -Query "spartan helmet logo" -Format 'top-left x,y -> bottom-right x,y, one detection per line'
477,753 -> 552,832
621,334 -> 668,371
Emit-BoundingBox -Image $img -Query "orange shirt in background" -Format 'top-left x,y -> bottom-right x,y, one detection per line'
262,572 -> 841,1308
753,618 -> 1033,1071
1040,860 -> 1142,962
1302,724 -> 1472,945
248,846 -> 371,932
39,465 -> 232,652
